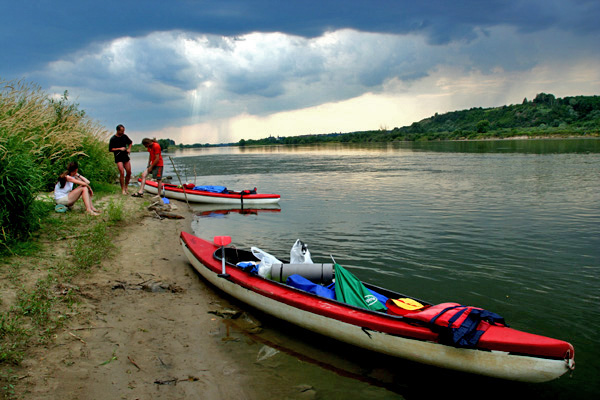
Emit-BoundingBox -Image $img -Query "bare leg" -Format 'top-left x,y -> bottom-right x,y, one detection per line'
117,162 -> 127,194
66,186 -> 84,205
137,169 -> 149,195
157,179 -> 163,197
124,160 -> 132,189
67,187 -> 99,216
81,187 -> 99,215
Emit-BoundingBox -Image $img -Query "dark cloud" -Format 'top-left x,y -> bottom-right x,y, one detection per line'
2,1 -> 597,78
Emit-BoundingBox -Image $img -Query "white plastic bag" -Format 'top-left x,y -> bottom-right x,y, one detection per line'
251,246 -> 282,279
290,239 -> 313,264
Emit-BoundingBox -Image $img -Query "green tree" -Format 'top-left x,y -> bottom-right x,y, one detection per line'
157,139 -> 170,150
476,120 -> 490,133
533,93 -> 556,106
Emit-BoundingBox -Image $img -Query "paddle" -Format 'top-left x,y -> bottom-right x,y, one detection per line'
214,236 -> 232,278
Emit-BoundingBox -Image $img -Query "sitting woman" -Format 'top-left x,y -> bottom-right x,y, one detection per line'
54,161 -> 101,216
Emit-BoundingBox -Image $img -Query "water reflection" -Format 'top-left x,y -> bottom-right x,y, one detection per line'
192,204 -> 281,218
174,138 -> 600,158
401,137 -> 600,153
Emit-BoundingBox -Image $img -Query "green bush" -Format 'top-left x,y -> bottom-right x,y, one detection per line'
0,138 -> 44,243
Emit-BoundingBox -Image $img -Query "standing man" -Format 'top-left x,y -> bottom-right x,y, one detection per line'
132,138 -> 164,199
109,124 -> 133,195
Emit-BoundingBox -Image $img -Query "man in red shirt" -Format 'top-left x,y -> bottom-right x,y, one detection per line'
132,138 -> 164,198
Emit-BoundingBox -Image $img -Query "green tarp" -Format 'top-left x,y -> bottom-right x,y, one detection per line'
334,263 -> 386,312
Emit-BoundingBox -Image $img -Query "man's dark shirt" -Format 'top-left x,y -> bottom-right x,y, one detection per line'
109,134 -> 133,163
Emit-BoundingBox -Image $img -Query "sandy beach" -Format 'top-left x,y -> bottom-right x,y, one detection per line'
11,195 -> 277,399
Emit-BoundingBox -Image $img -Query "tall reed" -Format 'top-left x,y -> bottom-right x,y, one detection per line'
0,78 -> 116,249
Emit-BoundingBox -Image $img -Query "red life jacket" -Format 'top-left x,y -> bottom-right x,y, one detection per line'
408,302 -> 507,348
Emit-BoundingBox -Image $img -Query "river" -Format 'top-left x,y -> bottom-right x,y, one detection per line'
131,139 -> 600,399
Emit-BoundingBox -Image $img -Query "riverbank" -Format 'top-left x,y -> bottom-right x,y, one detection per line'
3,189 -> 391,400
2,193 -> 272,399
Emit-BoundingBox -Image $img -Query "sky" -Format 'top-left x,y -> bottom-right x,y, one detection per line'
1,0 -> 599,145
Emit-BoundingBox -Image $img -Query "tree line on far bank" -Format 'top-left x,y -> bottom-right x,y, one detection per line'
131,138 -> 175,152
157,93 -> 600,149
233,93 -> 600,147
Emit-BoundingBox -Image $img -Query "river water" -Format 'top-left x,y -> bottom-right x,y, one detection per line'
131,139 -> 599,399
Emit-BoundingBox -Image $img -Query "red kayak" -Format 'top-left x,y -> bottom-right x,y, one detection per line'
139,179 -> 280,205
180,232 -> 575,383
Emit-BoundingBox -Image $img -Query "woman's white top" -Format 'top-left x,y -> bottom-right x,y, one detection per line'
54,181 -> 73,200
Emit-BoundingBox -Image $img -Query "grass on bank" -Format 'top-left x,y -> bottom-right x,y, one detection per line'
0,190 -> 139,398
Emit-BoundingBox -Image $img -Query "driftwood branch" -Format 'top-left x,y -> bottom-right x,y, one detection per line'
68,331 -> 86,343
154,376 -> 201,385
128,355 -> 142,371
156,210 -> 184,219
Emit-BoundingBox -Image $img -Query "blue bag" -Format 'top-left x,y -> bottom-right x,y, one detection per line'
237,262 -> 258,275
286,274 -> 336,300
194,185 -> 227,193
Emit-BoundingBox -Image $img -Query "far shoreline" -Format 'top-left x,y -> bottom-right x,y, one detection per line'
157,133 -> 599,151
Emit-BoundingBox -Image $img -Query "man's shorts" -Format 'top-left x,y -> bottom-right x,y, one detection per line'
150,166 -> 163,180
114,151 -> 130,164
